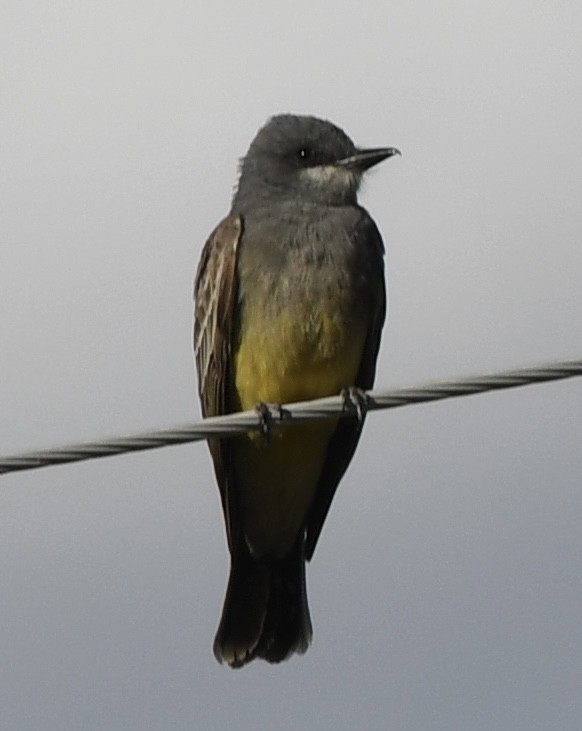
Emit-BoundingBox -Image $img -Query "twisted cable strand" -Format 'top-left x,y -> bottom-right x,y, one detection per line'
1,358 -> 580,476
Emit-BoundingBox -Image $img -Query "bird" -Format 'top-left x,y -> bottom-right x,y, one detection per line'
194,113 -> 399,668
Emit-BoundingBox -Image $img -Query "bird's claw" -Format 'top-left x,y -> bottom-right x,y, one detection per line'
340,386 -> 369,423
254,402 -> 291,439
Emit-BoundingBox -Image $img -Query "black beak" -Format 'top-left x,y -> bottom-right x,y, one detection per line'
336,147 -> 401,172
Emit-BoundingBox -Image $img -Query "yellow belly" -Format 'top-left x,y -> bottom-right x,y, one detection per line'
232,305 -> 367,557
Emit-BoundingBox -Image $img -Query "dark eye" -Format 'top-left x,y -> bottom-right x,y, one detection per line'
297,147 -> 311,162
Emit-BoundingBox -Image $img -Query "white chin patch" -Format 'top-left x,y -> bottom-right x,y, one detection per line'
301,165 -> 359,193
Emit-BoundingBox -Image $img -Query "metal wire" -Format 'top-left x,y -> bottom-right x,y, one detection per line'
1,358 -> 581,476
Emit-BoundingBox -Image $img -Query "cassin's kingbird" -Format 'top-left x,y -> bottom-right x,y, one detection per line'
194,114 -> 399,668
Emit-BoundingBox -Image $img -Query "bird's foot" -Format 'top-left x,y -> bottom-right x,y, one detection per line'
254,402 -> 291,439
340,386 -> 369,423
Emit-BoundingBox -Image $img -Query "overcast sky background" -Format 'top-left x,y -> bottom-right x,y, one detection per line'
1,2 -> 581,729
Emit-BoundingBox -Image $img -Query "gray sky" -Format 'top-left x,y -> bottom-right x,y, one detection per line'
1,2 -> 581,729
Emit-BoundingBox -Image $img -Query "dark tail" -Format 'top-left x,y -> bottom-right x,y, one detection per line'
213,534 -> 313,668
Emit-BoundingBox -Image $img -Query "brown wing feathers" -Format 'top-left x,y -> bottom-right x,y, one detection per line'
194,215 -> 242,549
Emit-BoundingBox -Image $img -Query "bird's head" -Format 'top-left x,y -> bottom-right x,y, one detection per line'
233,114 -> 399,209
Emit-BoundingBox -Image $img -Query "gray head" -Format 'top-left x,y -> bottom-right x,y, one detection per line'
232,114 -> 399,211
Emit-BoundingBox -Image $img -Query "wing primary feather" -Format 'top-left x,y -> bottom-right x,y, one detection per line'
194,215 -> 242,551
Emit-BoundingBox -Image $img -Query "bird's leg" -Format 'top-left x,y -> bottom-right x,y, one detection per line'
254,402 -> 291,440
340,386 -> 369,423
